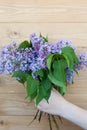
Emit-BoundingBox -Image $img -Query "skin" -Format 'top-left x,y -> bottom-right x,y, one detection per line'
37,90 -> 87,130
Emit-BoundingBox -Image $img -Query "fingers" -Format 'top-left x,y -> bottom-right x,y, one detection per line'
52,88 -> 62,96
37,98 -> 50,112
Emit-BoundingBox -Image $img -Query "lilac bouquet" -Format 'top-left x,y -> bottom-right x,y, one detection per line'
0,33 -> 87,130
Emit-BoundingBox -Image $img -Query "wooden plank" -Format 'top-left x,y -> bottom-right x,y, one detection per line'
0,116 -> 82,130
0,0 -> 86,129
0,93 -> 37,116
0,5 -> 87,22
0,0 -> 87,7
0,0 -> 87,23
0,92 -> 86,116
0,23 -> 87,47
0,74 -> 25,94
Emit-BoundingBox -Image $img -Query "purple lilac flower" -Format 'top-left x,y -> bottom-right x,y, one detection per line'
66,68 -> 74,83
0,42 -> 17,62
31,58 -> 46,79
1,47 -> 10,61
0,60 -> 4,74
39,42 -> 51,58
20,61 -> 28,72
75,64 -> 83,70
23,48 -> 32,62
29,62 -> 41,73
7,41 -> 17,50
79,53 -> 87,66
31,50 -> 39,59
0,43 -> 17,74
50,39 -> 75,54
1,47 -> 9,55
5,60 -> 15,74
50,43 -> 62,54
37,57 -> 46,68
30,33 -> 44,51
32,72 -> 38,79
58,39 -> 76,50
14,51 -> 23,62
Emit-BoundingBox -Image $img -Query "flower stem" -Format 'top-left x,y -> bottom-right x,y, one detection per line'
38,111 -> 43,122
58,116 -> 63,124
28,110 -> 39,125
52,115 -> 59,130
48,114 -> 52,130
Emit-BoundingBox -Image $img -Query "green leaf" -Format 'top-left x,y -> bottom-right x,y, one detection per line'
44,88 -> 52,101
42,78 -> 52,91
53,60 -> 67,83
36,85 -> 46,105
12,71 -> 28,84
35,69 -> 44,78
62,46 -> 79,70
45,35 -> 48,42
17,79 -> 25,84
47,54 -> 54,70
39,33 -> 48,42
36,78 -> 52,105
63,54 -> 74,70
48,72 -> 66,95
48,59 -> 67,95
18,40 -> 30,49
29,91 -> 37,101
27,76 -> 39,101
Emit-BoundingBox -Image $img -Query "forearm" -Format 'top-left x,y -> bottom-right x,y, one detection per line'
37,90 -> 87,129
59,101 -> 87,129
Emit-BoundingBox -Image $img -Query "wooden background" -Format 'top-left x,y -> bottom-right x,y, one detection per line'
0,0 -> 87,130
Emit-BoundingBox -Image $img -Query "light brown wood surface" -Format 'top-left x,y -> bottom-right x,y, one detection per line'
0,0 -> 87,130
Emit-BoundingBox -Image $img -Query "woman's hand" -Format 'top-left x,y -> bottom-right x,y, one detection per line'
37,89 -> 67,116
37,89 -> 87,129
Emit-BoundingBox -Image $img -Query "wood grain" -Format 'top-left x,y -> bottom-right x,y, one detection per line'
0,23 -> 87,47
0,116 -> 82,130
0,0 -> 87,23
0,5 -> 87,23
0,0 -> 87,7
0,93 -> 86,116
0,0 -> 87,130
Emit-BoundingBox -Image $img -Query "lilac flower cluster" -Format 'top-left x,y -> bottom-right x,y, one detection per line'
51,39 -> 75,54
0,60 -> 4,74
66,68 -> 74,83
79,53 -> 87,66
0,42 -> 17,74
74,53 -> 87,71
0,33 -> 87,83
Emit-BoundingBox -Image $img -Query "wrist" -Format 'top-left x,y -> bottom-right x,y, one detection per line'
59,101 -> 73,117
56,99 -> 69,116
58,101 -> 87,129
